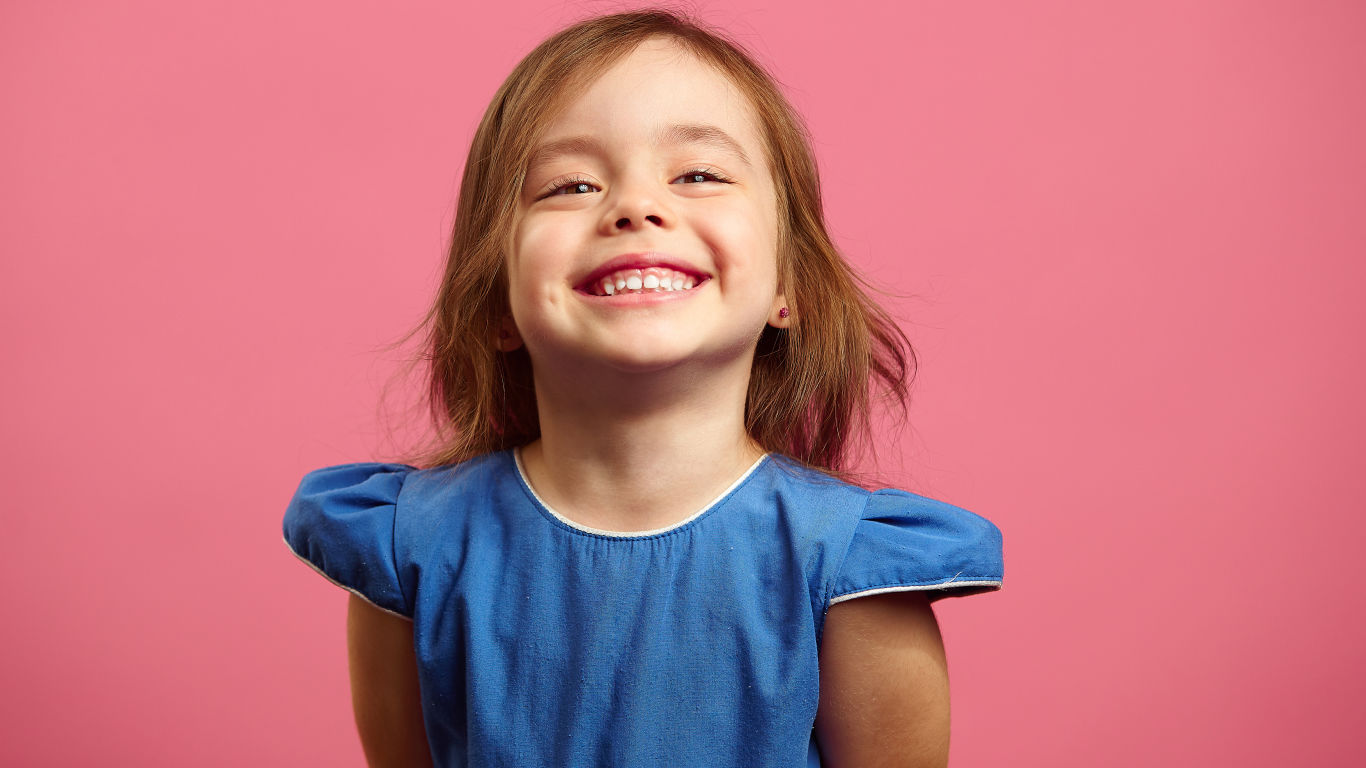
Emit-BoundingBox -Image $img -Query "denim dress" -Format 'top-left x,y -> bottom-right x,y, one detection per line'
283,449 -> 1003,767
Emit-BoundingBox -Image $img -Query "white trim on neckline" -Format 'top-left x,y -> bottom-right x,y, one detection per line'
512,447 -> 770,538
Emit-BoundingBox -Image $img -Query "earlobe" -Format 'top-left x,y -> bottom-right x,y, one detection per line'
495,317 -> 524,352
768,296 -> 792,329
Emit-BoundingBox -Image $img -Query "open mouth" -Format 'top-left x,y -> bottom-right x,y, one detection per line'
577,266 -> 710,297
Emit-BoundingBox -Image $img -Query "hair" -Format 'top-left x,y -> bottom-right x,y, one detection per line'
390,7 -> 915,481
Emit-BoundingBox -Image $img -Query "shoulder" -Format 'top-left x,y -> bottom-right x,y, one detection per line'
861,487 -> 1004,559
755,458 -> 1002,616
284,461 -> 418,547
396,450 -> 513,508
760,454 -> 873,516
284,450 -> 512,522
281,450 -> 518,617
282,460 -> 420,617
827,484 -> 1005,611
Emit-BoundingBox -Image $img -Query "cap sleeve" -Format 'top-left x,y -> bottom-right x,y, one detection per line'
282,462 -> 416,619
829,489 -> 1004,606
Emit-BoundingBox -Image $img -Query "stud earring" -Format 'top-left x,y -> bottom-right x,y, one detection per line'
778,307 -> 790,319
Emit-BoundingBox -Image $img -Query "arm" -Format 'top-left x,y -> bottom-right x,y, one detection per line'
346,594 -> 434,768
815,591 -> 950,768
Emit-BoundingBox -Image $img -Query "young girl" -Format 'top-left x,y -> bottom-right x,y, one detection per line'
284,9 -> 1003,767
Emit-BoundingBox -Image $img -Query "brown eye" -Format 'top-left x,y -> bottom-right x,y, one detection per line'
672,168 -> 731,185
554,181 -> 597,195
539,177 -> 599,199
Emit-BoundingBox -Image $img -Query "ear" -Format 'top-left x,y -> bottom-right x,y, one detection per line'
767,292 -> 792,329
495,316 -> 524,352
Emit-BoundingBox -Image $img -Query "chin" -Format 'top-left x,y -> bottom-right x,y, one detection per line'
604,340 -> 760,377
600,350 -> 696,375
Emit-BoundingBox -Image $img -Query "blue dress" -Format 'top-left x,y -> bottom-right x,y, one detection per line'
282,449 -> 1003,767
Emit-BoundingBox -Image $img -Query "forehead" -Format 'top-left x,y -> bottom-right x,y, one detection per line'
531,38 -> 766,166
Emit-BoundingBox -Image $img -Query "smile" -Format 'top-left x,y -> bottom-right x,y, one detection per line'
576,267 -> 710,297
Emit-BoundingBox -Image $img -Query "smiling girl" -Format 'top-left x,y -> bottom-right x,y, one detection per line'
284,9 -> 1003,767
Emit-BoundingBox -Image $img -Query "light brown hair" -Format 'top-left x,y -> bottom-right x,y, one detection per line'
392,8 -> 915,480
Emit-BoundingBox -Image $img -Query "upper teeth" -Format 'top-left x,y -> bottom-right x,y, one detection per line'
594,268 -> 698,296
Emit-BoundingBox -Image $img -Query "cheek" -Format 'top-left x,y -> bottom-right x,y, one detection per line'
505,223 -> 543,318
508,217 -> 566,286
718,207 -> 781,287
697,201 -> 777,256
506,217 -> 579,319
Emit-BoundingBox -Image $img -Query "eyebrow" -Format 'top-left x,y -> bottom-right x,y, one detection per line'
526,123 -> 753,171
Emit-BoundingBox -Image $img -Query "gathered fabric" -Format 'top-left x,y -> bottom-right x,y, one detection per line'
283,449 -> 1004,767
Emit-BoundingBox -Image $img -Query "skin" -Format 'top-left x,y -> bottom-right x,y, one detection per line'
817,591 -> 951,767
347,595 -> 432,767
347,36 -> 951,767
506,37 -> 788,533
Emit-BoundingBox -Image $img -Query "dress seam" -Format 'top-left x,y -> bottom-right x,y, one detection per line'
812,487 -> 874,646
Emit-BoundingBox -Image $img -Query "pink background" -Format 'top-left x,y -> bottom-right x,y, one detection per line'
3,0 -> 1362,764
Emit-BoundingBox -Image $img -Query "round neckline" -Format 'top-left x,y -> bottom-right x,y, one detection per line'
511,447 -> 771,539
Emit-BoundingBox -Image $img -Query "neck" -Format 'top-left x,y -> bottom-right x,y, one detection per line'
518,358 -> 766,532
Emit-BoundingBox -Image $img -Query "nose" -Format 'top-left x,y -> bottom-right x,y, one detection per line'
601,176 -> 671,234
616,213 -> 663,229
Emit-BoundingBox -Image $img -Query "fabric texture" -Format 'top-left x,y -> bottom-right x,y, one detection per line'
282,449 -> 1004,767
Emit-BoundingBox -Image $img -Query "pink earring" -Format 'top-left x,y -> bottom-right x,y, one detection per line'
778,307 -> 790,319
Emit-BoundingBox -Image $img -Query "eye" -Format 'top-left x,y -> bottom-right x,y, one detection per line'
541,176 -> 600,198
672,167 -> 733,185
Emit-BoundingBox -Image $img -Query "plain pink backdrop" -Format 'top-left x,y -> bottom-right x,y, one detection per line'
3,0 -> 1362,765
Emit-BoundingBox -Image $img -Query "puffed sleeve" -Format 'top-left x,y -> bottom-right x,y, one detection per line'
828,489 -> 1004,606
282,462 -> 416,619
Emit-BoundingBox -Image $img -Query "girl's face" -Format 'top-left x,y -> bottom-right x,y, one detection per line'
507,37 -> 784,379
